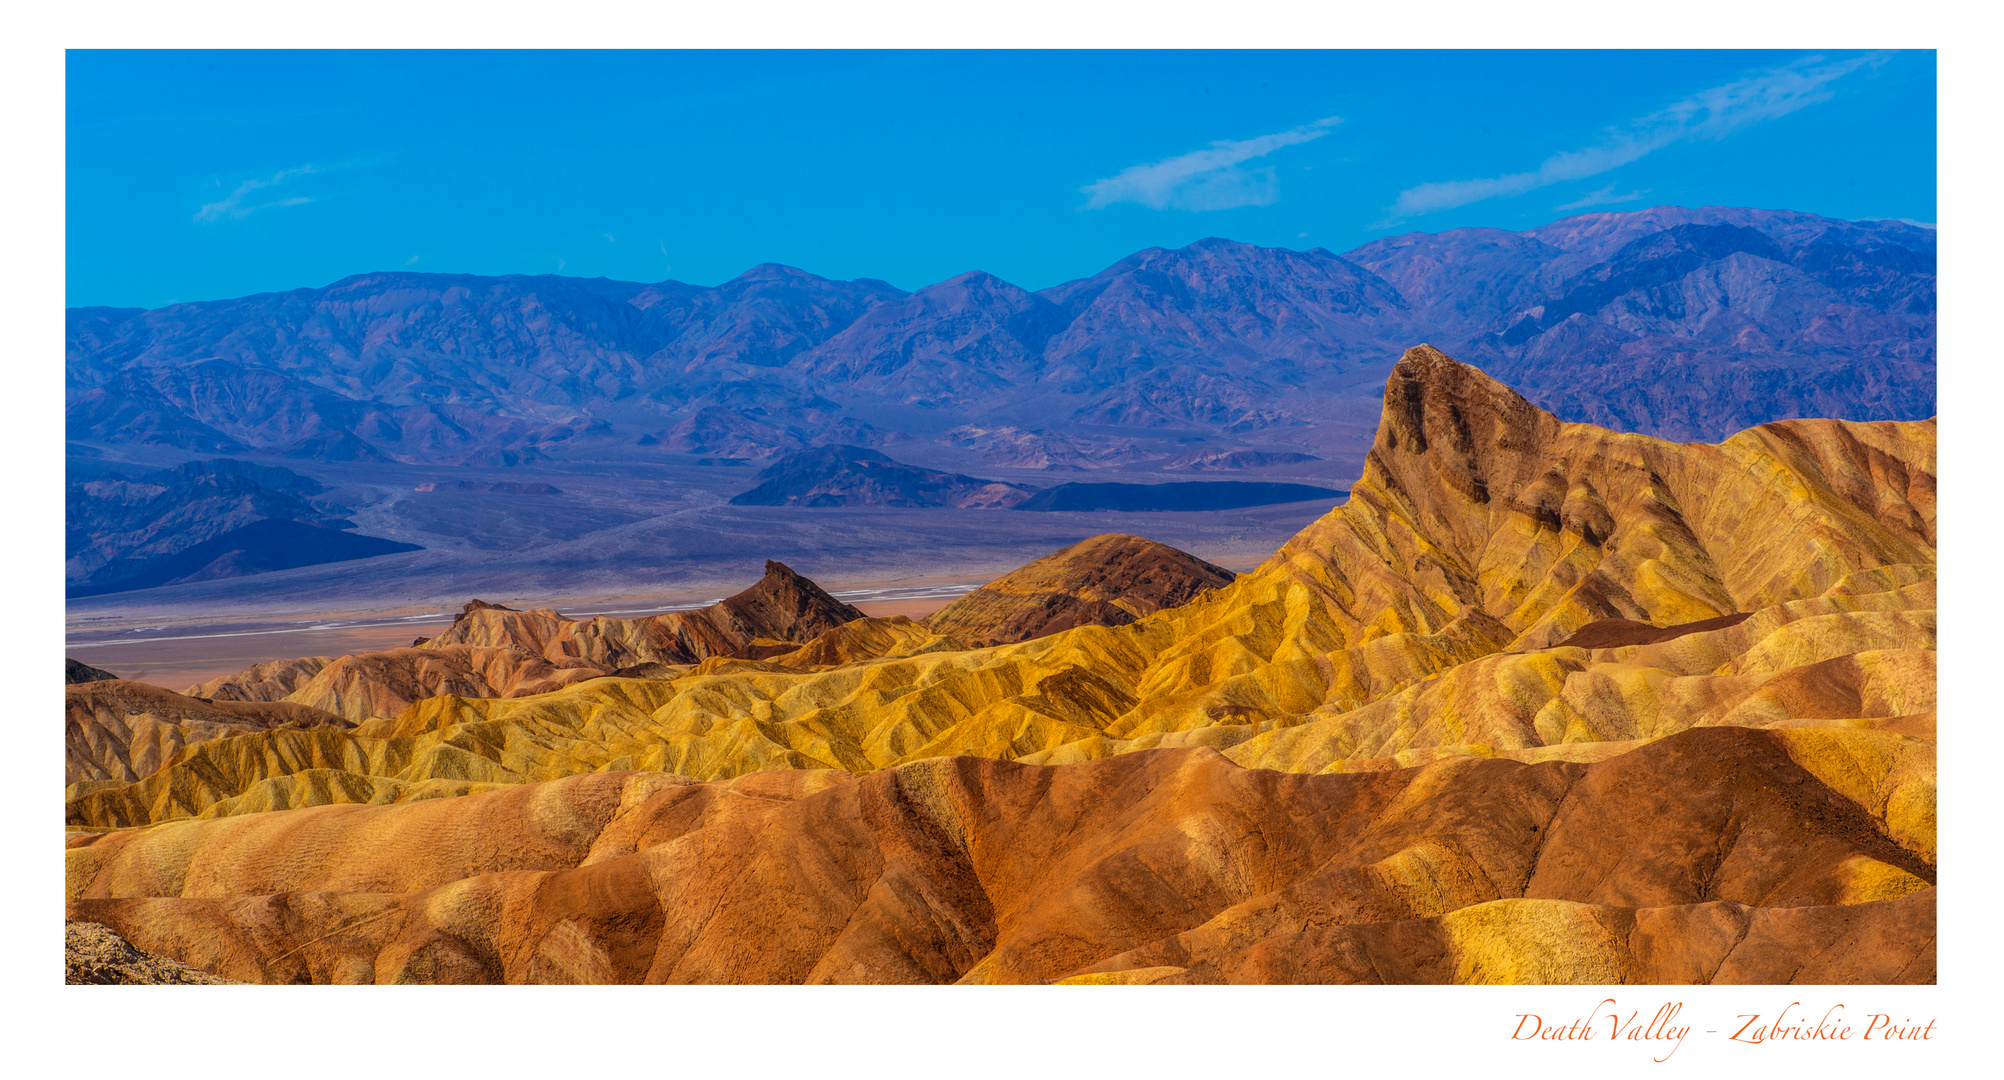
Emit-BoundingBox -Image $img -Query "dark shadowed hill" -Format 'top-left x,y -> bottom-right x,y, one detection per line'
728,445 -> 1036,509
65,659 -> 120,685
68,519 -> 421,598
67,458 -> 419,597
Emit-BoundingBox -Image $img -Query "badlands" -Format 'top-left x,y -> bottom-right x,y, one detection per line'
65,346 -> 1935,984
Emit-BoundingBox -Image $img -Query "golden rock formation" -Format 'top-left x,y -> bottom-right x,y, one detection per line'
67,679 -> 351,788
67,730 -> 1931,984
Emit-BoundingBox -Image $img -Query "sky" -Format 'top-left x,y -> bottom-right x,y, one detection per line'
65,49 -> 1936,310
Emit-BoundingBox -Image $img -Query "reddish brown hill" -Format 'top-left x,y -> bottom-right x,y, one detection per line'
923,534 -> 1238,647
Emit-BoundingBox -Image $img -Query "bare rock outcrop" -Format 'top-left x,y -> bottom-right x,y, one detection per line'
66,658 -> 120,685
67,920 -> 237,984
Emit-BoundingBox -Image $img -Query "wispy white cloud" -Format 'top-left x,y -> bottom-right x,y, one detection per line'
1082,116 -> 1341,212
1384,53 -> 1889,222
405,254 -> 421,265
1555,184 -> 1650,212
194,165 -> 320,223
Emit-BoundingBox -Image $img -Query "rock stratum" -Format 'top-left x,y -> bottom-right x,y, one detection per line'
63,346 -> 1937,984
68,734 -> 1933,985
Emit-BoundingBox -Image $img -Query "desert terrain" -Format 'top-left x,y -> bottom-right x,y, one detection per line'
66,347 -> 1936,984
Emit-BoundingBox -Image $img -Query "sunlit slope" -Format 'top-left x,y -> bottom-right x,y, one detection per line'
67,727 -> 1933,984
66,680 -> 352,788
67,346 -> 1935,829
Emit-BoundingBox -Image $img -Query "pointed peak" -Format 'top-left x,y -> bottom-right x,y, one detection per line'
1378,344 -> 1553,462
1387,344 -> 1520,396
717,560 -> 866,634
935,269 -> 1004,287
912,269 -> 1041,301
748,559 -> 841,602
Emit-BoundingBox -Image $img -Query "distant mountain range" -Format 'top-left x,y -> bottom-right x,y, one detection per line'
67,206 -> 1935,472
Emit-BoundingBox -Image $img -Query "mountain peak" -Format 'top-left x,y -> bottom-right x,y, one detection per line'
726,262 -> 820,285
715,560 -> 867,639
1377,343 -> 1549,459
916,270 -> 1035,298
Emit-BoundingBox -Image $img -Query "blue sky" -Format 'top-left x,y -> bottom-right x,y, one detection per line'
65,49 -> 1935,309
